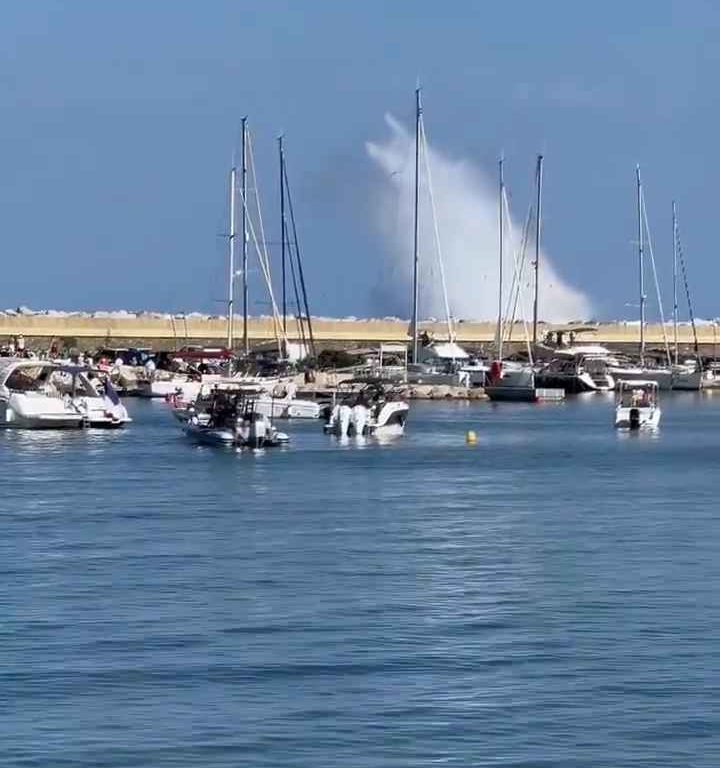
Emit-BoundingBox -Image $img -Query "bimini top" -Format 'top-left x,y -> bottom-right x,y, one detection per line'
617,379 -> 659,390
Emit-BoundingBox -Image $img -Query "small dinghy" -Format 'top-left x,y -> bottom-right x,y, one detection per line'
183,389 -> 288,448
614,380 -> 661,430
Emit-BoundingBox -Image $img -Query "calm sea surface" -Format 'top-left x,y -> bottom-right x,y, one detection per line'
3,394 -> 720,766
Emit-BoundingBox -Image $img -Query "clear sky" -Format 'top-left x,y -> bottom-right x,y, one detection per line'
1,0 -> 719,320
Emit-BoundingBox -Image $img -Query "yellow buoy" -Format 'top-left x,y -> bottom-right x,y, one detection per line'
465,430 -> 477,445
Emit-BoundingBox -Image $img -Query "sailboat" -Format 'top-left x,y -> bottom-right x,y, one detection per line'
405,86 -> 470,385
668,201 -> 703,390
608,166 -> 675,389
485,156 -> 564,402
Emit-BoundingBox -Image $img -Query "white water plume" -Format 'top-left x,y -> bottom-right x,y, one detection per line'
366,115 -> 591,323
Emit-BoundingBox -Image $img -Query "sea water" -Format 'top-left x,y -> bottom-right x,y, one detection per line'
2,394 -> 720,766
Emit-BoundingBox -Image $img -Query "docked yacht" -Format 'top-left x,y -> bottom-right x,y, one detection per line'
137,371 -> 209,400
535,350 -> 615,393
484,361 -> 565,403
171,379 -> 320,421
324,381 -> 409,437
0,359 -> 131,429
614,380 -> 661,430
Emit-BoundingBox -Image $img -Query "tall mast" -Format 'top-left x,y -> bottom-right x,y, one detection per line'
672,200 -> 679,365
279,135 -> 287,336
227,164 -> 237,350
241,116 -> 249,357
411,85 -> 422,364
496,156 -> 504,359
532,154 -> 543,347
637,165 -> 646,366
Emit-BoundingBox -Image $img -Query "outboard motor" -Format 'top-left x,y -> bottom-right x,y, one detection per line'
629,407 -> 641,430
351,404 -> 368,437
249,413 -> 267,447
337,404 -> 352,437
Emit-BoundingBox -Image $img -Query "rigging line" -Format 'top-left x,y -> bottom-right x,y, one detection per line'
237,142 -> 284,352
674,207 -> 701,362
640,190 -> 672,365
282,155 -> 316,358
502,187 -> 533,354
286,235 -> 308,351
418,119 -> 454,343
505,202 -> 535,364
246,132 -> 286,354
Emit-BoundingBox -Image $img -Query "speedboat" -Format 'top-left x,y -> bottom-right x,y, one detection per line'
0,359 -> 131,429
183,389 -> 288,448
324,381 -> 409,437
614,380 -> 661,430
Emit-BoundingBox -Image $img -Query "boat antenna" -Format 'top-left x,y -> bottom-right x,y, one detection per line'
241,116 -> 249,357
637,165 -> 646,366
496,155 -> 505,360
411,84 -> 422,364
532,154 -> 543,347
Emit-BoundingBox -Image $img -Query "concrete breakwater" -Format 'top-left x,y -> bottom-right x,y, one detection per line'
1,313 -> 718,352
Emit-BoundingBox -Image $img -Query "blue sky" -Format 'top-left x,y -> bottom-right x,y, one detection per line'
1,0 -> 719,319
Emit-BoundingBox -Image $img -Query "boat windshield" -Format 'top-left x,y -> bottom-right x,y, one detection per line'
5,366 -> 97,397
617,386 -> 656,408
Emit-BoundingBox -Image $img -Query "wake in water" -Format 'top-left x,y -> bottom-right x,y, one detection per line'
366,115 -> 591,323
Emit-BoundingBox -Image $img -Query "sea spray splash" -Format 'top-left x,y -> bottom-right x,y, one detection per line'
366,115 -> 591,323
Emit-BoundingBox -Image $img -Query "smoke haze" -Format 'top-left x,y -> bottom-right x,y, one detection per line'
366,115 -> 591,323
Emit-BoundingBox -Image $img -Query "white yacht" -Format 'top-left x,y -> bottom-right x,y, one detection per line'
170,379 -> 320,421
614,380 -> 661,430
0,359 -> 131,429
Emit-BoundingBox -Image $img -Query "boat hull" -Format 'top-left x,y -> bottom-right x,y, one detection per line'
615,405 -> 661,429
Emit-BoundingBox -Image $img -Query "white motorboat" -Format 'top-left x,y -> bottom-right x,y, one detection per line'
136,373 -> 207,400
324,381 -> 409,437
0,359 -> 131,429
614,380 -> 661,430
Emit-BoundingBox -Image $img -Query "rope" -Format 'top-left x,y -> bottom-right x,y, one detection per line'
418,120 -> 454,343
641,192 -> 672,365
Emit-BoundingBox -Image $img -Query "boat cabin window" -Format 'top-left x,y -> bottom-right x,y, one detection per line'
5,366 -> 48,392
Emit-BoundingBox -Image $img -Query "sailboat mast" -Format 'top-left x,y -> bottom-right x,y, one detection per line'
411,86 -> 422,365
227,164 -> 237,351
240,117 -> 249,357
532,154 -> 543,347
496,156 -> 504,359
672,200 -> 679,365
279,135 -> 287,336
637,165 -> 646,366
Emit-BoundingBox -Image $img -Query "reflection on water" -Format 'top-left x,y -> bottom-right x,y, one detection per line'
3,396 -> 720,767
